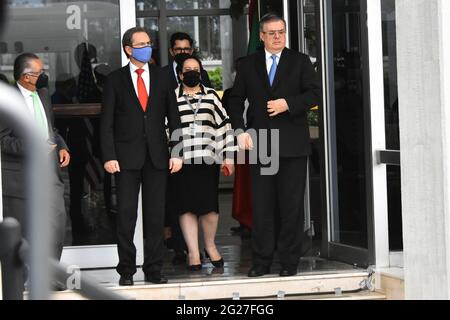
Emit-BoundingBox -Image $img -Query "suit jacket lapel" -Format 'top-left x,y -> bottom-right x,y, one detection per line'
271,48 -> 289,91
169,66 -> 178,89
146,64 -> 157,113
255,50 -> 272,94
38,89 -> 51,122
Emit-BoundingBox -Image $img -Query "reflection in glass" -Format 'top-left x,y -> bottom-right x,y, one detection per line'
167,15 -> 233,90
136,0 -> 159,11
137,18 -> 159,64
331,0 -> 368,248
1,0 -> 121,247
136,0 -> 231,11
166,0 -> 231,10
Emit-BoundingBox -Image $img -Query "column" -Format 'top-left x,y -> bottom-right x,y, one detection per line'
397,0 -> 450,299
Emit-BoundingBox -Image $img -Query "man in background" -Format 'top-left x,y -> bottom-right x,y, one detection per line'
0,53 -> 71,289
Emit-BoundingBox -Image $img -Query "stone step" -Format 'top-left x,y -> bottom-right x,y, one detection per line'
50,271 -> 370,300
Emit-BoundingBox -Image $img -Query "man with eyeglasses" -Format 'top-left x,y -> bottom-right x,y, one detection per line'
162,32 -> 212,89
229,13 -> 321,278
0,53 -> 71,290
161,32 -> 212,267
100,27 -> 183,286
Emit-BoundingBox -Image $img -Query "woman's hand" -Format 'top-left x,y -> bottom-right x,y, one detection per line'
169,158 -> 183,174
221,158 -> 235,176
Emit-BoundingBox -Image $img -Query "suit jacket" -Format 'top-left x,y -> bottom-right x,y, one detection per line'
100,63 -> 182,170
228,48 -> 321,158
161,63 -> 212,90
0,86 -> 68,198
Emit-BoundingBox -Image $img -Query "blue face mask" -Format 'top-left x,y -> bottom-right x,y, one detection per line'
131,46 -> 153,63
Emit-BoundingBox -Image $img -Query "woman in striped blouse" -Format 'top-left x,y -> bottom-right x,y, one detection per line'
169,56 -> 238,270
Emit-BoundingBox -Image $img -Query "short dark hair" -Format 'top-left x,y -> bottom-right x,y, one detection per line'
13,53 -> 40,81
176,55 -> 203,76
170,32 -> 194,49
259,13 -> 286,32
122,27 -> 151,58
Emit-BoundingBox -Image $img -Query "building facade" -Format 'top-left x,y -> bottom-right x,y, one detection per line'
1,0 -> 449,299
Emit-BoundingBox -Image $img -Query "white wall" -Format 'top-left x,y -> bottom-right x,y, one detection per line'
397,0 -> 450,299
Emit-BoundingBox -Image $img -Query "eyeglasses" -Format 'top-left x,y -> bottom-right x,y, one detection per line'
131,41 -> 152,48
173,47 -> 193,54
26,70 -> 44,77
262,29 -> 286,37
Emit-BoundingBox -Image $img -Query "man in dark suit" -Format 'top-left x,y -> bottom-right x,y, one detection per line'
0,53 -> 71,275
229,13 -> 321,277
161,32 -> 212,265
100,27 -> 183,286
161,32 -> 212,90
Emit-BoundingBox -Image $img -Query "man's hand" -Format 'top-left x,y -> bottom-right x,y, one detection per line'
267,99 -> 289,117
59,149 -> 71,168
221,158 -> 235,176
104,160 -> 121,174
237,133 -> 254,150
169,158 -> 183,174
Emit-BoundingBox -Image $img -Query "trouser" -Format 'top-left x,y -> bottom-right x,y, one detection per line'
115,157 -> 167,276
250,157 -> 308,268
2,171 -> 67,261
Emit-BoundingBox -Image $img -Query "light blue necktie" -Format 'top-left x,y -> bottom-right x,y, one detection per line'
268,54 -> 278,86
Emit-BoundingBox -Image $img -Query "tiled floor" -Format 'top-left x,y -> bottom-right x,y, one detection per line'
81,191 -> 362,287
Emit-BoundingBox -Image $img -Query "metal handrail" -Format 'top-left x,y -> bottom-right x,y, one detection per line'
0,82 -> 125,300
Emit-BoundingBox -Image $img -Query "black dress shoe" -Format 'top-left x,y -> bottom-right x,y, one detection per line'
248,265 -> 270,277
279,267 -> 298,277
145,272 -> 168,284
204,249 -> 224,268
119,276 -> 134,286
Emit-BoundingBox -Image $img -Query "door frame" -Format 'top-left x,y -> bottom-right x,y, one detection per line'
61,0 -> 144,269
318,0 -> 382,267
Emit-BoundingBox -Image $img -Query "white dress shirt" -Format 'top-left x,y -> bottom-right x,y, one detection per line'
264,49 -> 289,110
17,83 -> 49,135
173,61 -> 180,85
129,62 -> 150,96
265,49 -> 282,75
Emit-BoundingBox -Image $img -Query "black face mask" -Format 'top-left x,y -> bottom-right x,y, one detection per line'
35,73 -> 49,89
182,70 -> 201,88
174,53 -> 191,65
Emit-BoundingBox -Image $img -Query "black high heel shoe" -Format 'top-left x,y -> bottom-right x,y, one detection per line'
187,254 -> 202,271
187,264 -> 202,271
204,248 -> 224,268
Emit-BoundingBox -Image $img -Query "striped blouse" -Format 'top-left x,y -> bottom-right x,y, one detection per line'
174,85 -> 238,164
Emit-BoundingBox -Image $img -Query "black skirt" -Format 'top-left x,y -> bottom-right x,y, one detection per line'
168,163 -> 220,217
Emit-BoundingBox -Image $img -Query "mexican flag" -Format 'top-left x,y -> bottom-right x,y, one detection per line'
247,0 -> 264,55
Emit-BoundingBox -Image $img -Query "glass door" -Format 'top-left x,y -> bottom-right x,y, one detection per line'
320,0 -> 375,267
0,0 -> 143,269
61,0 -> 144,269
